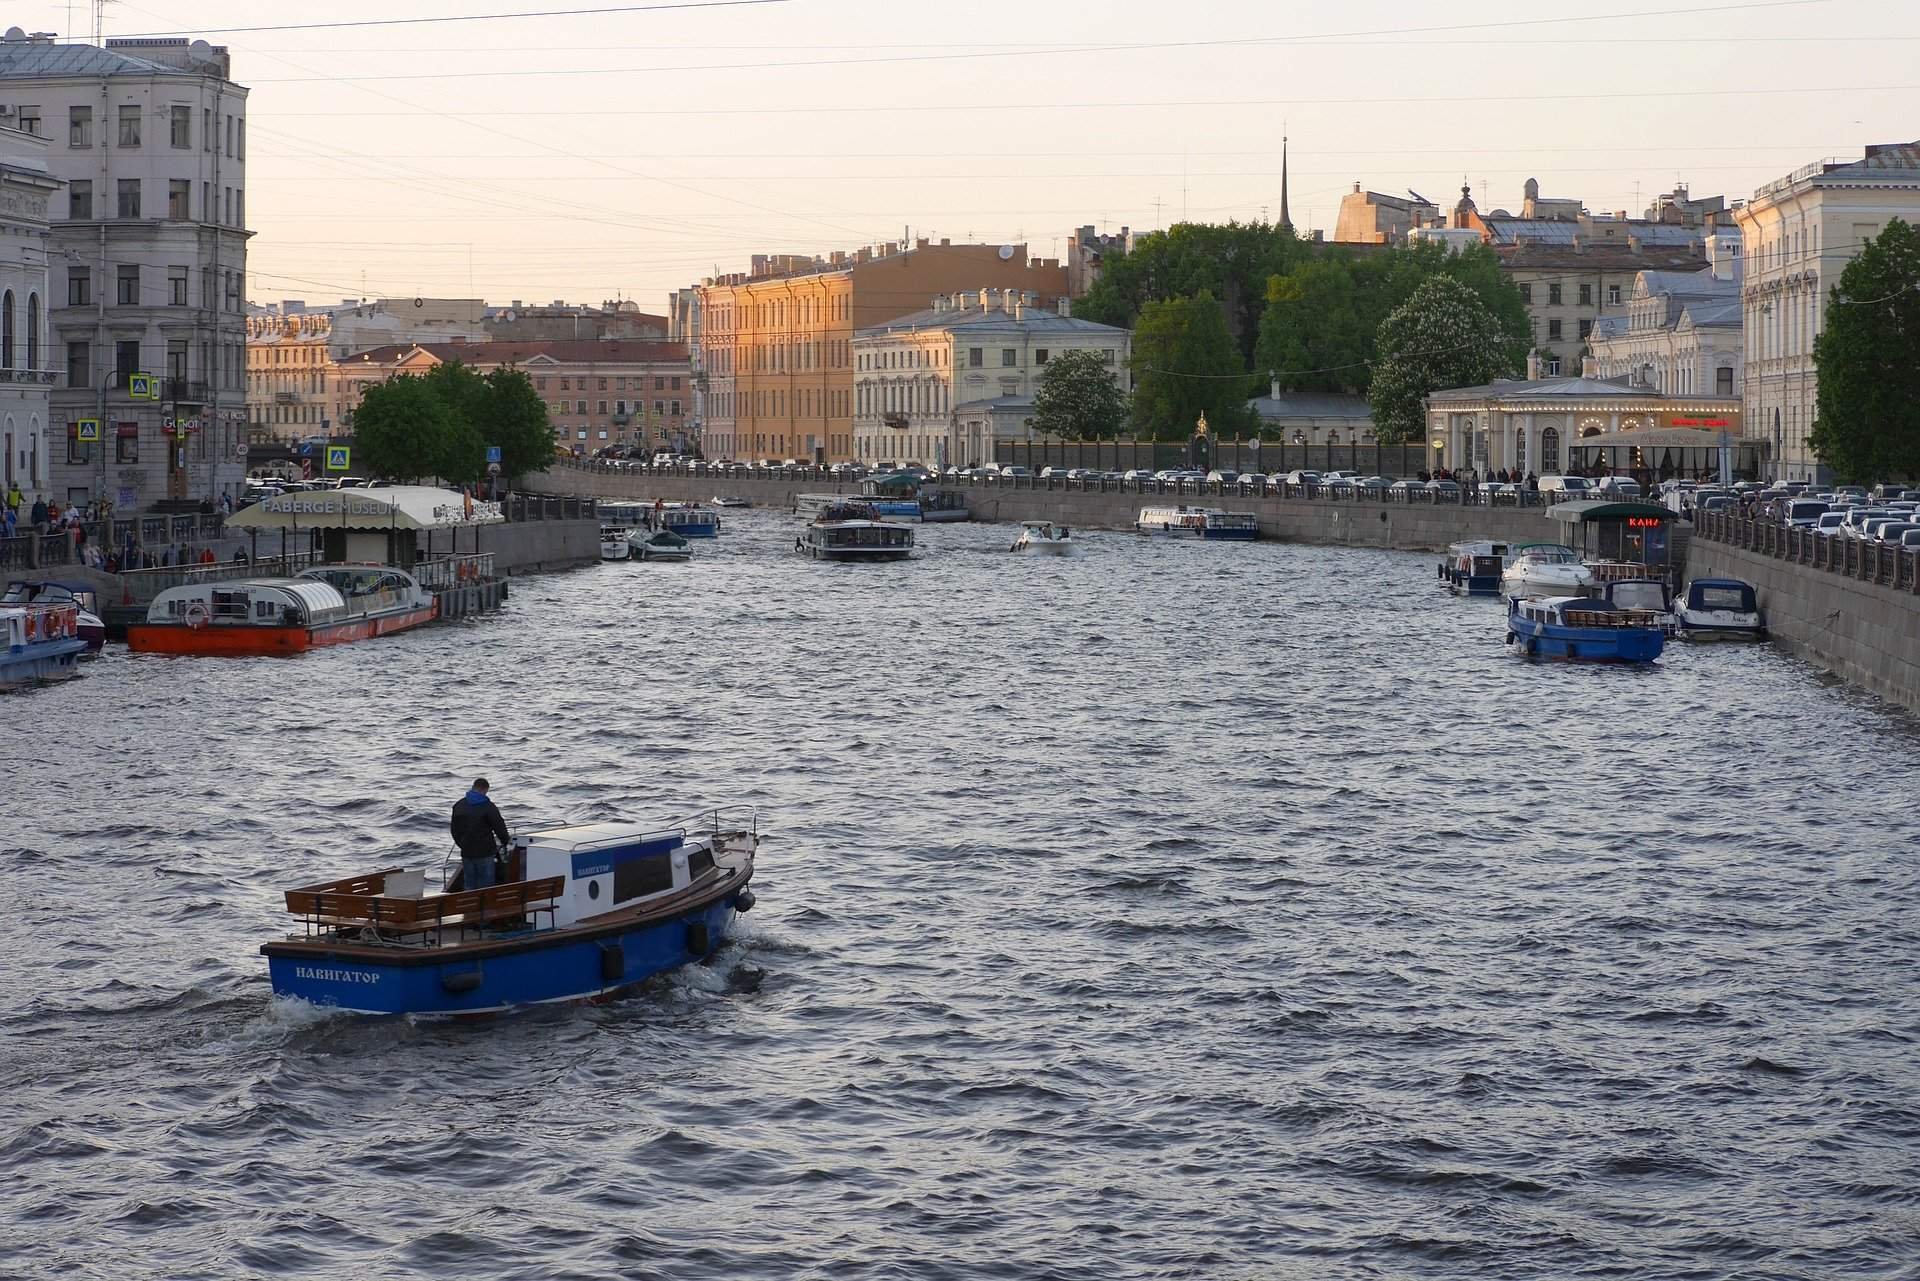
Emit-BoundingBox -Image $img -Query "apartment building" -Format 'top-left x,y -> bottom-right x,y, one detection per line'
0,32 -> 251,507
698,239 -> 1068,463
1734,141 -> 1920,482
852,289 -> 1130,468
1588,262 -> 1742,397
331,339 -> 693,453
0,121 -> 58,500
246,298 -> 487,439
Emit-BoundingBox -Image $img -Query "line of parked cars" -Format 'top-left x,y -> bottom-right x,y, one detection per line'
1764,484 -> 1920,549
241,473 -> 389,506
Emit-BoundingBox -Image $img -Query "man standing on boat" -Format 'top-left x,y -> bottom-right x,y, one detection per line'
450,777 -> 511,891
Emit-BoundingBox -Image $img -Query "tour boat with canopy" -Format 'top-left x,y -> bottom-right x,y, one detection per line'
262,808 -> 759,1016
1675,577 -> 1767,641
654,503 -> 721,538
1135,506 -> 1258,540
1438,540 -> 1511,596
0,602 -> 89,689
795,501 -> 914,561
1,580 -> 106,650
1506,595 -> 1666,663
127,565 -> 437,655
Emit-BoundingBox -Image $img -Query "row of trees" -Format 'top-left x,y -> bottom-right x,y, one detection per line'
1036,223 -> 1528,444
1813,218 -> 1920,482
352,362 -> 554,485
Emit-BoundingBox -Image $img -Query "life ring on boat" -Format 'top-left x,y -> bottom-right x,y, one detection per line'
24,612 -> 38,642
183,602 -> 210,630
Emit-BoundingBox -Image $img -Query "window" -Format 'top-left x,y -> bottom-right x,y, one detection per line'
170,104 -> 191,148
1716,366 -> 1734,395
597,400 -> 608,414
117,265 -> 139,306
168,266 -> 187,306
1035,349 -> 1050,365
1000,348 -> 1016,367
1,291 -> 11,370
1607,284 -> 1622,306
66,341 -> 90,388
68,428 -> 91,464
68,180 -> 91,220
575,399 -> 586,414
117,429 -> 139,464
226,115 -> 234,157
69,105 -> 91,148
117,104 -> 141,148
1578,319 -> 1593,340
1543,356 -> 1562,376
223,187 -> 232,225
14,104 -> 38,136
653,375 -> 665,390
27,294 -> 37,369
1547,284 -> 1562,305
670,376 -> 681,390
1518,283 -> 1532,304
969,347 -> 983,367
115,340 -> 139,381
1547,318 -> 1562,341
597,377 -> 608,390
116,178 -> 140,219
203,108 -> 211,151
671,400 -> 681,416
1578,284 -> 1592,306
654,400 -> 665,415
168,179 -> 190,220
235,189 -> 243,227
535,377 -> 546,390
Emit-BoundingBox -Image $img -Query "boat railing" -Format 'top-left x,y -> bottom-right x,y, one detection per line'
117,552 -> 323,602
1562,606 -> 1664,629
413,553 -> 495,591
283,869 -> 565,942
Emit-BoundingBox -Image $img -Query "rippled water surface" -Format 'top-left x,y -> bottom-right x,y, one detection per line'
4,512 -> 1919,1280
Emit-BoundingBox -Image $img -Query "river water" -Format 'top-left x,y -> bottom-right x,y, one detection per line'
3,512 -> 1918,1280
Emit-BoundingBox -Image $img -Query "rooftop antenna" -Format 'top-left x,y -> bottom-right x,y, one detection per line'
93,0 -> 110,46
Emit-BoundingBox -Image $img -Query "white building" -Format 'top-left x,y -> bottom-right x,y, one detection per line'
1588,260 -> 1742,397
1734,141 -> 1920,482
0,31 -> 250,509
0,120 -> 58,503
852,289 -> 1130,468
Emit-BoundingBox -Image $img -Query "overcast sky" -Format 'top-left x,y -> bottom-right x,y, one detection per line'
13,0 -> 1917,313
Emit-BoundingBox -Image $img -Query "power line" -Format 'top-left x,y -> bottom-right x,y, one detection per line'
112,0 -> 789,38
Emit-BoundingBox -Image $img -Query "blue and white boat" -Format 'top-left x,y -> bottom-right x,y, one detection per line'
0,602 -> 90,690
1439,540 -> 1511,596
262,809 -> 758,1016
1135,505 -> 1258,540
656,504 -> 721,538
1675,577 -> 1767,642
1506,595 -> 1665,664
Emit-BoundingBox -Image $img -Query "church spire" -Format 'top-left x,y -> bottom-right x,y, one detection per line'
1279,135 -> 1293,233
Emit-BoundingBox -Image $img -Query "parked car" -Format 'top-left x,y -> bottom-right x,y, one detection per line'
1874,521 -> 1920,545
1860,516 -> 1905,543
1284,470 -> 1322,486
1321,474 -> 1356,494
1321,469 -> 1361,483
1593,476 -> 1643,498
1783,497 -> 1830,528
1902,529 -> 1920,550
1237,473 -> 1268,492
1426,479 -> 1463,502
1121,468 -> 1157,483
1813,511 -> 1849,536
1478,481 -> 1517,503
999,465 -> 1032,478
1205,469 -> 1239,485
1698,495 -> 1736,513
1388,479 -> 1425,499
1537,475 -> 1593,498
1355,475 -> 1395,495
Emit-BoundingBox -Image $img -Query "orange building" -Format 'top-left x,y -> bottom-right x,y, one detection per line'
698,239 -> 1067,463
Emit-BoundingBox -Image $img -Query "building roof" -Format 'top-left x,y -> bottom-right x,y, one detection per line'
1249,392 -> 1374,420
1498,243 -> 1707,272
954,394 -> 1034,412
229,486 -> 503,531
0,39 -> 192,78
1754,141 -> 1920,203
858,304 -> 1124,338
1483,217 -> 1717,248
1679,299 -> 1742,330
339,339 -> 688,367
1547,500 -> 1677,524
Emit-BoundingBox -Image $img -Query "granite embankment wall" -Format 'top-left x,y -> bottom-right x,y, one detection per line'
525,469 -> 1559,552
1687,522 -> 1920,717
476,518 -> 599,574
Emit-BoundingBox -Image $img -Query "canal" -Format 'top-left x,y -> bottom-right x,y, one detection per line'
4,510 -> 1917,1279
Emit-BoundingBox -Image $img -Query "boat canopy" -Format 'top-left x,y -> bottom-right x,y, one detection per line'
1547,500 -> 1676,525
228,485 -> 503,531
1686,578 -> 1757,611
146,577 -> 349,624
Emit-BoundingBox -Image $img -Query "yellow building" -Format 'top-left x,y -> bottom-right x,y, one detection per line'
698,240 -> 1067,463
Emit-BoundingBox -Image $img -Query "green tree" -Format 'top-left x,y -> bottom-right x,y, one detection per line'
1031,348 -> 1129,441
418,360 -> 487,485
1367,275 -> 1513,445
352,375 -> 460,482
1128,291 -> 1258,441
1076,221 -> 1305,364
478,367 -> 555,481
1813,217 -> 1920,482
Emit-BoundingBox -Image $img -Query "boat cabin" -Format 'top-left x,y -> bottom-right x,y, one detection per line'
1204,511 -> 1258,535
517,822 -> 714,928
148,577 -> 349,627
1510,596 -> 1662,630
1601,579 -> 1672,615
1683,578 -> 1758,615
1547,501 -> 1676,576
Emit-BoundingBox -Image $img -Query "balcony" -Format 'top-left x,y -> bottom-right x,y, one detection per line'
274,390 -> 299,405
612,412 -> 630,424
167,379 -> 211,404
0,368 -> 60,384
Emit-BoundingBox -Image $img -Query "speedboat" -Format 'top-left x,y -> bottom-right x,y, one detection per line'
712,495 -> 750,509
795,500 -> 914,561
1135,506 -> 1258,540
1501,543 -> 1592,599
0,602 -> 89,689
1439,541 -> 1510,596
1506,595 -> 1665,663
629,528 -> 692,562
1012,521 -> 1073,555
261,808 -> 759,1016
600,525 -> 630,560
1675,577 -> 1767,641
1,580 -> 106,650
128,565 -> 436,655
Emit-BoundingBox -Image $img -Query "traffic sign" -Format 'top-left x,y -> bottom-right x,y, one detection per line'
128,372 -> 161,400
235,442 -> 249,458
487,462 -> 502,477
325,445 -> 351,471
485,445 -> 502,464
75,419 -> 101,442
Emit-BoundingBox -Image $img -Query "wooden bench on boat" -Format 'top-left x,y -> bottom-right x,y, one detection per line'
285,869 -> 564,943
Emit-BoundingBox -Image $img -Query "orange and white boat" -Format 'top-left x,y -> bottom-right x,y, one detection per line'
127,564 -> 438,656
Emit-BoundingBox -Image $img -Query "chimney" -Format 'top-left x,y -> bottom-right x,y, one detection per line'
1013,296 -> 1024,320
979,288 -> 992,311
1571,234 -> 1585,254
1057,296 -> 1070,316
1628,234 -> 1643,255
1581,354 -> 1598,378
1271,374 -> 1282,399
940,238 -> 950,246
1526,350 -> 1543,379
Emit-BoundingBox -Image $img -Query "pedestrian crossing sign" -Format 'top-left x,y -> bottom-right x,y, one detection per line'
129,372 -> 154,399
325,445 -> 351,471
75,419 -> 101,442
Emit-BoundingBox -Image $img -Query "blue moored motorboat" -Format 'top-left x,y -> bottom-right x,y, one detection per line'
1506,595 -> 1665,664
1439,540 -> 1510,596
656,503 -> 721,538
1,602 -> 90,690
262,809 -> 758,1016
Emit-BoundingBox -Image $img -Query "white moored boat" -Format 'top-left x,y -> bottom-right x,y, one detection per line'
1501,543 -> 1593,599
1676,578 -> 1767,641
795,501 -> 914,561
599,525 -> 630,560
1011,521 -> 1073,555
629,528 -> 692,562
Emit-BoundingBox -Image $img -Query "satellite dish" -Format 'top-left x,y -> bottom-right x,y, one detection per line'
998,245 -> 1015,261
4,27 -> 25,40
190,39 -> 212,56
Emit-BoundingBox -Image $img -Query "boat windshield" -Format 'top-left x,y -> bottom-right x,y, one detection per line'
1610,582 -> 1667,611
1518,544 -> 1579,563
1691,584 -> 1754,610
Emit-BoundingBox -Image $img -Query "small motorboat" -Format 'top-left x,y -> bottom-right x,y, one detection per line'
1501,543 -> 1592,599
795,501 -> 914,561
1675,577 -> 1768,641
1506,595 -> 1665,663
712,495 -> 750,509
1439,541 -> 1510,596
261,809 -> 759,1016
128,565 -> 437,656
629,528 -> 692,562
1011,520 -> 1073,555
1,580 -> 106,650
599,525 -> 631,560
0,602 -> 89,689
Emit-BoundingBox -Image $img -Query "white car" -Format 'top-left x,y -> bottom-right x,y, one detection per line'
1284,470 -> 1322,486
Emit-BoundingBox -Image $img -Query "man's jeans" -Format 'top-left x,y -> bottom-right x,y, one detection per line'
462,854 -> 497,892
